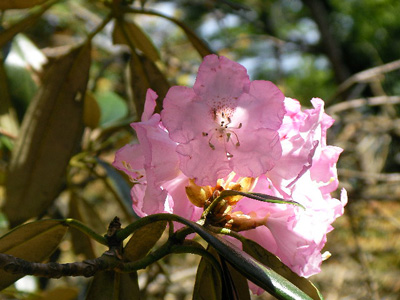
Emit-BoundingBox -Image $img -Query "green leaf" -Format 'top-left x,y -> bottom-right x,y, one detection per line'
193,248 -> 223,300
0,219 -> 68,290
129,54 -> 170,114
83,92 -> 101,129
0,58 -> 19,139
113,20 -> 160,62
41,287 -> 79,300
3,43 -> 91,227
0,0 -> 47,10
221,190 -> 305,209
129,9 -> 213,58
156,215 -> 314,300
95,90 -> 128,128
85,271 -> 140,300
124,221 -> 167,261
96,158 -> 138,220
0,0 -> 55,49
194,245 -> 251,300
68,194 -> 97,259
242,239 -> 323,300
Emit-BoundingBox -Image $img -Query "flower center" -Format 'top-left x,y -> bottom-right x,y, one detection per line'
202,108 -> 242,157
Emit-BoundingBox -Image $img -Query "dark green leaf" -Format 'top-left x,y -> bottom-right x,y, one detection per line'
221,190 -> 305,209
124,221 -> 167,261
0,219 -> 68,290
242,239 -> 323,300
3,43 -> 91,227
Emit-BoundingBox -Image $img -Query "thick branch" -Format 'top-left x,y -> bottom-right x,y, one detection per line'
0,253 -> 118,278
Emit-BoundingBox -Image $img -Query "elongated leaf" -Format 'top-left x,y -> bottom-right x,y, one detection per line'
41,287 -> 79,300
193,249 -> 222,300
0,220 -> 68,290
0,58 -> 19,138
221,190 -> 305,209
0,0 -> 47,9
113,20 -> 160,62
96,158 -> 137,219
68,194 -> 97,259
194,245 -> 250,300
163,215 -> 313,300
3,43 -> 91,227
124,221 -> 167,261
85,271 -> 140,300
130,54 -> 170,112
0,0 -> 55,49
242,239 -> 323,300
83,92 -> 101,129
129,54 -> 170,116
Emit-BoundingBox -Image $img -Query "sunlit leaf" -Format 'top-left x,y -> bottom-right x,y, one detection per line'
242,238 -> 323,300
124,221 -> 167,261
95,90 -> 128,128
113,20 -> 160,62
0,0 -> 47,10
83,92 -> 101,129
0,220 -> 68,290
4,43 -> 91,227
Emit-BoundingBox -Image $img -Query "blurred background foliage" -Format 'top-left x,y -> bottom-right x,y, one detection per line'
0,0 -> 400,299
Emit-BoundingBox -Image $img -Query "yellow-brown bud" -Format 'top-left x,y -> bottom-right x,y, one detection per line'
185,179 -> 213,207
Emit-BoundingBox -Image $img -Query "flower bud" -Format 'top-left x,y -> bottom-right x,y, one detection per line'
185,179 -> 213,207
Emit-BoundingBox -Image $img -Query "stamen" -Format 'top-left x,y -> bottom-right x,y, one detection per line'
202,132 -> 208,136
209,141 -> 215,150
226,132 -> 231,142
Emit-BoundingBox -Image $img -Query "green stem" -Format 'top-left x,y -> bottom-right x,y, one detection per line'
86,13 -> 113,42
116,213 -> 193,241
64,218 -> 108,245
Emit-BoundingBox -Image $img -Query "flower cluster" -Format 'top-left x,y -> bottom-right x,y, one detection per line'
113,55 -> 347,292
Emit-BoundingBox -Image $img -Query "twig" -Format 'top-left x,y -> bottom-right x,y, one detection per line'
334,59 -> 400,97
327,96 -> 400,114
338,169 -> 400,182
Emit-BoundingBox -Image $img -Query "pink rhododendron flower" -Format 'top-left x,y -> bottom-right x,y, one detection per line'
161,54 -> 286,185
113,56 -> 347,296
232,98 -> 347,294
112,90 -> 202,221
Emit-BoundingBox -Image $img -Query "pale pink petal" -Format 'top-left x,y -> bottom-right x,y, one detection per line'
176,139 -> 231,185
141,89 -> 158,122
193,54 -> 250,100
